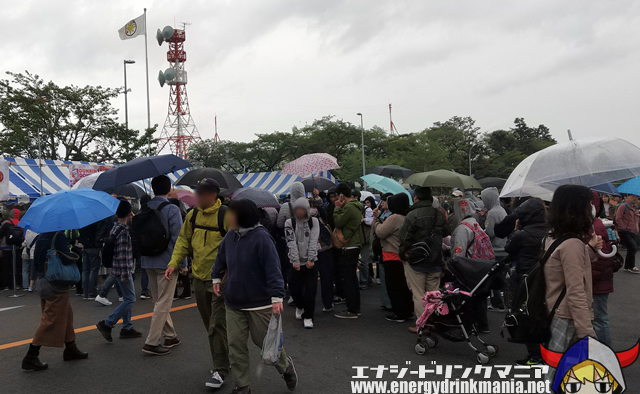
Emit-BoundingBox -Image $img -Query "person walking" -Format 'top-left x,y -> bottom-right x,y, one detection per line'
285,197 -> 320,329
212,199 -> 298,394
97,200 -> 143,342
373,193 -> 413,323
615,193 -> 640,273
139,176 -> 185,356
22,229 -> 38,292
22,231 -> 88,371
504,198 -> 547,365
165,178 -> 229,388
333,183 -> 365,319
544,185 -> 601,383
398,187 -> 447,333
591,192 -> 614,347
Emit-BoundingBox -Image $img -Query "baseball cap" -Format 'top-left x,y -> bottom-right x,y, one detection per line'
194,178 -> 221,194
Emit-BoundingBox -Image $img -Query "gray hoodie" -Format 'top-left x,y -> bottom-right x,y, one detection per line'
451,198 -> 478,258
285,198 -> 319,266
277,181 -> 306,228
480,187 -> 507,250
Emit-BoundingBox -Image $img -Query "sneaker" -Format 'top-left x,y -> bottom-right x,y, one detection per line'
282,356 -> 298,391
287,296 -> 295,306
142,344 -> 171,355
515,356 -> 542,366
179,293 -> 192,300
205,371 -> 225,389
96,320 -> 113,342
322,306 -> 333,313
140,292 -> 151,300
385,314 -> 406,323
625,267 -> 640,274
295,308 -> 304,320
487,305 -> 506,313
359,285 -> 368,290
231,386 -> 251,394
118,297 -> 124,302
380,305 -> 394,312
333,296 -> 346,305
94,295 -> 112,306
86,297 -> 95,301
28,287 -> 33,292
303,318 -> 314,329
334,310 -> 359,319
119,328 -> 143,339
164,337 -> 181,348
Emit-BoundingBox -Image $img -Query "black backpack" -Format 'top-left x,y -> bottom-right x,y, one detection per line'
190,205 -> 228,238
5,224 -> 24,246
131,202 -> 171,257
502,234 -> 580,344
101,226 -> 126,268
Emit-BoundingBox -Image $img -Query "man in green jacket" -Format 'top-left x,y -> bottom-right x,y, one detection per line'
333,183 -> 365,319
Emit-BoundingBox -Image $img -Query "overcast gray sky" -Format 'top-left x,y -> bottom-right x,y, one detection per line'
3,0 -> 640,146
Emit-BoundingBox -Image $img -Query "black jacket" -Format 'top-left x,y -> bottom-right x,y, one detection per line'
398,199 -> 448,271
504,199 -> 547,277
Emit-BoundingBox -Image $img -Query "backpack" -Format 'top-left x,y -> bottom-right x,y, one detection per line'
131,202 -> 171,257
460,221 -> 495,260
502,234 -> 580,344
5,224 -> 24,246
101,226 -> 126,269
291,216 -> 332,251
190,205 -> 228,238
405,209 -> 442,267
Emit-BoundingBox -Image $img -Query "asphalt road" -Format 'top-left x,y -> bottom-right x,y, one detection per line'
0,270 -> 639,394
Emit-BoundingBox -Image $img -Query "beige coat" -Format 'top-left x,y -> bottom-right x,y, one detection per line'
373,214 -> 405,255
543,237 -> 596,338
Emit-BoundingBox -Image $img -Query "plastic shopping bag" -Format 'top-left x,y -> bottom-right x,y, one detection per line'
261,313 -> 283,366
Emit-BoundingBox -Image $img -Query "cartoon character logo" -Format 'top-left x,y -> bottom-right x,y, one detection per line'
541,337 -> 639,393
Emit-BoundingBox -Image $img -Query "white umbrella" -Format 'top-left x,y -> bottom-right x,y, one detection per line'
501,138 -> 640,200
71,171 -> 104,189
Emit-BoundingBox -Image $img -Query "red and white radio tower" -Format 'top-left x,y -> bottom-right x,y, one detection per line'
156,23 -> 201,158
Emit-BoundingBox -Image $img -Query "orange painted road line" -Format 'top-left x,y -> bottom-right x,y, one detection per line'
0,302 -> 197,351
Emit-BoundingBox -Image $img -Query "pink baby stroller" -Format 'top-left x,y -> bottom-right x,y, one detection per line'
414,257 -> 507,364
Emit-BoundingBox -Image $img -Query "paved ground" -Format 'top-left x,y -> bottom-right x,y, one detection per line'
0,270 -> 639,394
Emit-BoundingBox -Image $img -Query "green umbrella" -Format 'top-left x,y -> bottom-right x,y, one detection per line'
405,169 -> 482,190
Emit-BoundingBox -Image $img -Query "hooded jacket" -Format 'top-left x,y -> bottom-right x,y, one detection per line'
277,182 -> 306,229
480,187 -> 507,250
333,199 -> 365,248
504,199 -> 548,277
398,198 -> 447,271
615,198 -> 639,234
169,198 -> 228,281
285,198 -> 319,266
591,191 -> 614,294
211,225 -> 285,310
451,198 -> 480,258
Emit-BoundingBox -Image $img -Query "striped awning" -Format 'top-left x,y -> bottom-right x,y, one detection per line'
235,171 -> 337,198
5,157 -> 71,198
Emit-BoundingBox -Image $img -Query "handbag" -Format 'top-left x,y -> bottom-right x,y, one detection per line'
45,232 -> 80,286
612,252 -> 624,273
331,228 -> 349,249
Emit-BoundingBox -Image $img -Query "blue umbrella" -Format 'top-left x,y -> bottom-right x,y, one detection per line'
19,188 -> 120,233
93,154 -> 192,191
617,177 -> 640,197
590,182 -> 620,196
361,174 -> 412,203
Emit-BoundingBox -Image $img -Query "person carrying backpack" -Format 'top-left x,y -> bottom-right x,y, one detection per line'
96,200 -> 143,342
136,176 -> 185,356
285,197 -> 320,329
165,178 -> 230,389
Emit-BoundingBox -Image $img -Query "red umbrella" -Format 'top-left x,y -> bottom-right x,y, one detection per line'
281,153 -> 339,177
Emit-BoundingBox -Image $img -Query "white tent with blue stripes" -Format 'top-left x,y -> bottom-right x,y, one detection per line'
235,171 -> 337,198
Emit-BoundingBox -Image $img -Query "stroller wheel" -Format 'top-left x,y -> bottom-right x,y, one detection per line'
414,342 -> 428,355
476,352 -> 490,365
485,345 -> 499,357
425,336 -> 439,348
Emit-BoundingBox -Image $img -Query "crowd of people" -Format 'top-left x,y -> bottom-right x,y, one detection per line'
2,173 -> 637,392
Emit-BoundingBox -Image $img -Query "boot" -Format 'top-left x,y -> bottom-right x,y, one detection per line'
63,341 -> 88,361
22,344 -> 48,371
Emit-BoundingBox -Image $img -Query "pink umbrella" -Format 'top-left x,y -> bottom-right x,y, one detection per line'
174,190 -> 197,207
281,153 -> 340,177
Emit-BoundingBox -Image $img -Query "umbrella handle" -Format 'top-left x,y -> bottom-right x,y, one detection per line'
597,244 -> 617,259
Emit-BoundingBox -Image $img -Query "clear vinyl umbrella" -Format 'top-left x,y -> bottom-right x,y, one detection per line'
501,138 -> 640,200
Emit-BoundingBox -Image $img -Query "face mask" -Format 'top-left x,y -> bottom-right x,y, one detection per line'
592,204 -> 597,218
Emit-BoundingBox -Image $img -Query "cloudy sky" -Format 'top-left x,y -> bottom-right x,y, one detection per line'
3,0 -> 640,147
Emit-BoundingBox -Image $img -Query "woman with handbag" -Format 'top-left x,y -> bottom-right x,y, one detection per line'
22,231 -> 88,371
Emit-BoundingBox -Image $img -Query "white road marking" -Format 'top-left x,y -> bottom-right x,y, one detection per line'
0,305 -> 25,312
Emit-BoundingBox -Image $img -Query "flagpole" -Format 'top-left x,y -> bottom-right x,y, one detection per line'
144,8 -> 152,157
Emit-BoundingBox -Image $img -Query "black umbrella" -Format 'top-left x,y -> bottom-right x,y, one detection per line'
93,154 -> 192,191
299,176 -> 336,193
477,177 -> 507,189
108,184 -> 146,198
231,188 -> 280,208
368,165 -> 414,179
175,168 -> 243,190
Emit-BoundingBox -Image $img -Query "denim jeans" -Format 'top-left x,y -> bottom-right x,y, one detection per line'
22,258 -> 33,289
105,274 -> 136,331
141,269 -> 149,293
98,272 -> 123,298
82,248 -> 102,297
593,293 -> 612,347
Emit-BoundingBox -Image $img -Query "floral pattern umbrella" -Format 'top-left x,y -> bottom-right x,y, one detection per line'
281,153 -> 339,177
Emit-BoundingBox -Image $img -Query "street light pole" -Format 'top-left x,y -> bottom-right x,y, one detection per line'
123,60 -> 135,131
357,112 -> 365,180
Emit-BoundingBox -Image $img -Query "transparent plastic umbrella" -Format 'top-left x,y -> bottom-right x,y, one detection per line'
501,138 -> 640,200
